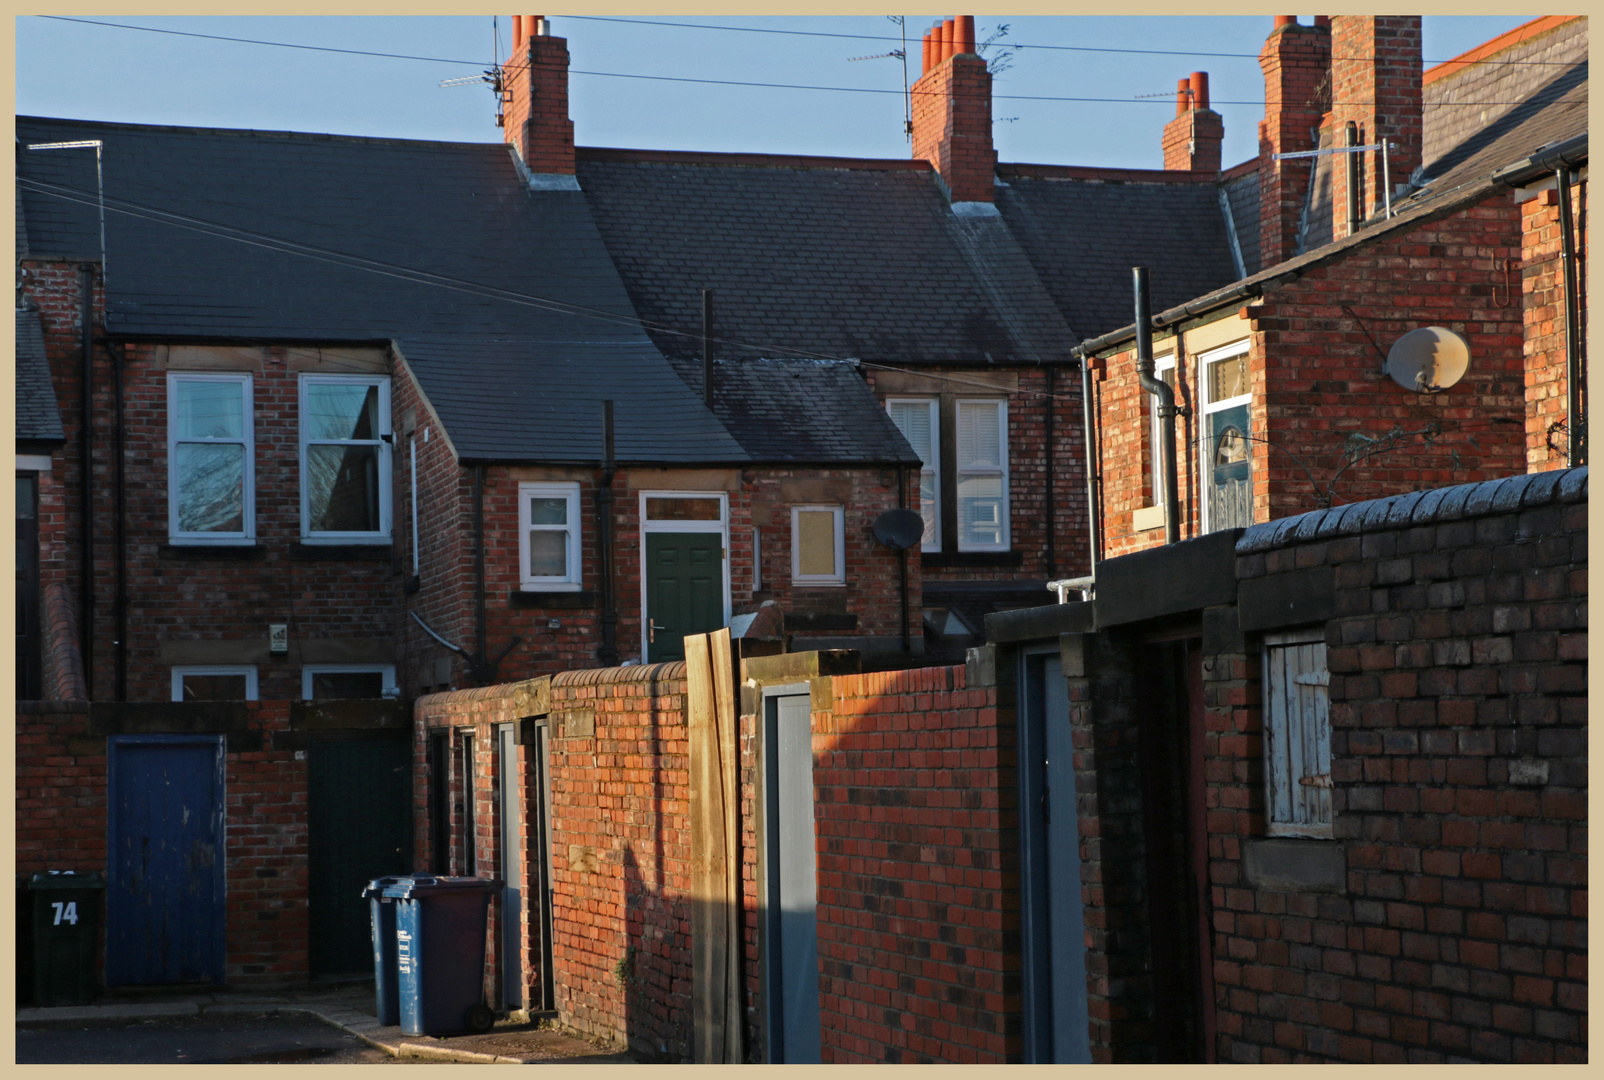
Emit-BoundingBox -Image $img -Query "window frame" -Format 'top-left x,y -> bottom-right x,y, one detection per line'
171,664 -> 259,702
517,481 -> 583,592
1261,629 -> 1333,839
298,373 -> 392,544
1199,340 -> 1253,535
301,663 -> 398,701
790,504 -> 846,587
885,397 -> 942,551
1149,352 -> 1177,507
167,372 -> 255,545
955,398 -> 1010,552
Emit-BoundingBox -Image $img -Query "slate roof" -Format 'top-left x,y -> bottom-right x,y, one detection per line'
994,171 -> 1242,340
12,116 -> 766,466
575,152 -> 1078,363
669,357 -> 921,464
15,309 -> 65,446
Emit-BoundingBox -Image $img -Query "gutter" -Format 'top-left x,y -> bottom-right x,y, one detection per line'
1487,134 -> 1587,189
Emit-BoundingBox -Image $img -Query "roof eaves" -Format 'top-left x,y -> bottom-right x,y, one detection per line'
1489,133 -> 1589,189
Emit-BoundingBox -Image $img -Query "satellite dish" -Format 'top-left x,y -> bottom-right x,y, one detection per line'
1386,326 -> 1470,393
872,508 -> 925,550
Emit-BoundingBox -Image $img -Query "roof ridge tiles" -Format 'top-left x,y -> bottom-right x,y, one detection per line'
577,145 -> 932,172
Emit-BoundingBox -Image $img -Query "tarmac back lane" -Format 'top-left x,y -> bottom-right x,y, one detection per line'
16,980 -> 639,1065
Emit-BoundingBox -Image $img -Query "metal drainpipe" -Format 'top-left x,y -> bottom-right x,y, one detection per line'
897,463 -> 910,655
1080,353 -> 1101,572
473,463 -> 488,680
1043,363 -> 1055,577
1134,267 -> 1180,545
1557,167 -> 1586,466
596,400 -> 619,667
112,341 -> 127,701
78,264 -> 95,691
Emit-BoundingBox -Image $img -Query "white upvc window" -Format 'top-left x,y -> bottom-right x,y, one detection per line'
168,373 -> 254,544
171,665 -> 258,702
1262,630 -> 1332,839
299,374 -> 392,543
302,664 -> 398,701
886,397 -> 940,550
519,482 -> 582,590
1150,352 -> 1176,505
1200,341 -> 1253,534
955,399 -> 1009,551
791,504 -> 845,586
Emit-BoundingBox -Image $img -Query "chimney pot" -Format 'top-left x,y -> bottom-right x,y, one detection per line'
910,15 -> 996,203
1189,71 -> 1209,112
512,15 -> 524,51
922,30 -> 932,75
1275,15 -> 1298,28
942,18 -> 955,63
958,15 -> 975,55
1176,78 -> 1190,117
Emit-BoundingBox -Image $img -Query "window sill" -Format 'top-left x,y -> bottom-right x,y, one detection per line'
921,550 -> 1022,568
509,589 -> 595,610
160,544 -> 264,560
289,543 -> 394,561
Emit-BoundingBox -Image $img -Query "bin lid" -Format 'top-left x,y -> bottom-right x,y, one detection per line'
381,874 -> 502,899
360,875 -> 407,900
28,871 -> 105,890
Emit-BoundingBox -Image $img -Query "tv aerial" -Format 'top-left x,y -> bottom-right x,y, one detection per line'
1385,326 -> 1470,394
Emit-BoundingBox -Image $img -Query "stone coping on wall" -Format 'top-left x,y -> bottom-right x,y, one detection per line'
1237,466 -> 1587,554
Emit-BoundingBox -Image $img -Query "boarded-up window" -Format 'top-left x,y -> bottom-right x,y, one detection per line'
791,505 -> 844,585
1262,631 -> 1332,838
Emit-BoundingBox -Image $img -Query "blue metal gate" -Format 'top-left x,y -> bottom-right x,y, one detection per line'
106,735 -> 226,986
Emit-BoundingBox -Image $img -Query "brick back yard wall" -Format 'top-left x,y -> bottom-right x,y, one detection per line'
15,701 -> 312,986
1210,469 -> 1587,1063
809,665 -> 1014,1063
1094,192 -> 1527,562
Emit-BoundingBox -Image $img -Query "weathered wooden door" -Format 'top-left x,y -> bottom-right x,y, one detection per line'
307,735 -> 412,975
763,689 -> 821,1063
645,533 -> 724,663
106,735 -> 226,987
1019,652 -> 1092,1062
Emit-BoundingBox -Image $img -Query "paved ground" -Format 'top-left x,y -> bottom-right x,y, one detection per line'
16,981 -> 639,1065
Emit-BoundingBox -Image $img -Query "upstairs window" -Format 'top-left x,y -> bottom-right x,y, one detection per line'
956,399 -> 1009,550
1149,352 -> 1176,505
303,664 -> 398,700
886,398 -> 941,549
300,375 -> 391,542
519,482 -> 582,590
168,373 -> 254,543
1262,631 -> 1332,838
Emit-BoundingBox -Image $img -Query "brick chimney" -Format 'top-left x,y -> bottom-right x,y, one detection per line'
501,15 -> 575,176
1257,16 -> 1331,267
1325,16 -> 1422,231
1161,71 -> 1224,172
910,15 -> 997,205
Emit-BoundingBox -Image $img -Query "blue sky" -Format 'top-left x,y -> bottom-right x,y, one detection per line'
16,15 -> 1532,170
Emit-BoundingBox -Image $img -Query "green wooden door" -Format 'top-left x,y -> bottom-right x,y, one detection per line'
645,532 -> 724,663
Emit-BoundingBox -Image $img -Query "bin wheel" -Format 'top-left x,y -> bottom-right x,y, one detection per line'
465,1003 -> 496,1033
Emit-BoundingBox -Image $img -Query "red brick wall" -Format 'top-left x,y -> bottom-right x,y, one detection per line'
1328,17 -> 1424,224
910,53 -> 996,204
811,665 -> 1013,1063
14,701 -> 312,986
1213,489 -> 1587,1062
501,31 -> 576,175
1095,194 -> 1527,560
1520,183 -> 1587,471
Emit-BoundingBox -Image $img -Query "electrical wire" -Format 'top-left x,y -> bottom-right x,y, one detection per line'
18,176 -> 1090,402
36,15 -> 486,65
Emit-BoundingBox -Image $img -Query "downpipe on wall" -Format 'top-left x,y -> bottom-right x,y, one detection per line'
1134,266 -> 1181,545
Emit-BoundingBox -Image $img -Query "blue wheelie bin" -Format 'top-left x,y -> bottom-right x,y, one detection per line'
362,876 -> 405,1026
383,875 -> 502,1037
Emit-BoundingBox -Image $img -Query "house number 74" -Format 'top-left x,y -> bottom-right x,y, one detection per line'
51,901 -> 79,926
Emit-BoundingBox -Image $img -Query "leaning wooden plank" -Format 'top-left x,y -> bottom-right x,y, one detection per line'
686,631 -> 730,1062
707,626 -> 743,1063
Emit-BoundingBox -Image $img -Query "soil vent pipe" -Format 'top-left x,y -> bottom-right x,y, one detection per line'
1134,266 -> 1180,544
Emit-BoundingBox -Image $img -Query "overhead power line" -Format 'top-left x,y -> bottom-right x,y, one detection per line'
36,15 -> 486,65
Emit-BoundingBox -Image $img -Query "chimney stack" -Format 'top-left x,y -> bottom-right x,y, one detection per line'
501,14 -> 575,176
1257,16 -> 1332,267
911,15 -> 996,204
1161,70 -> 1223,172
1325,16 -> 1422,232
